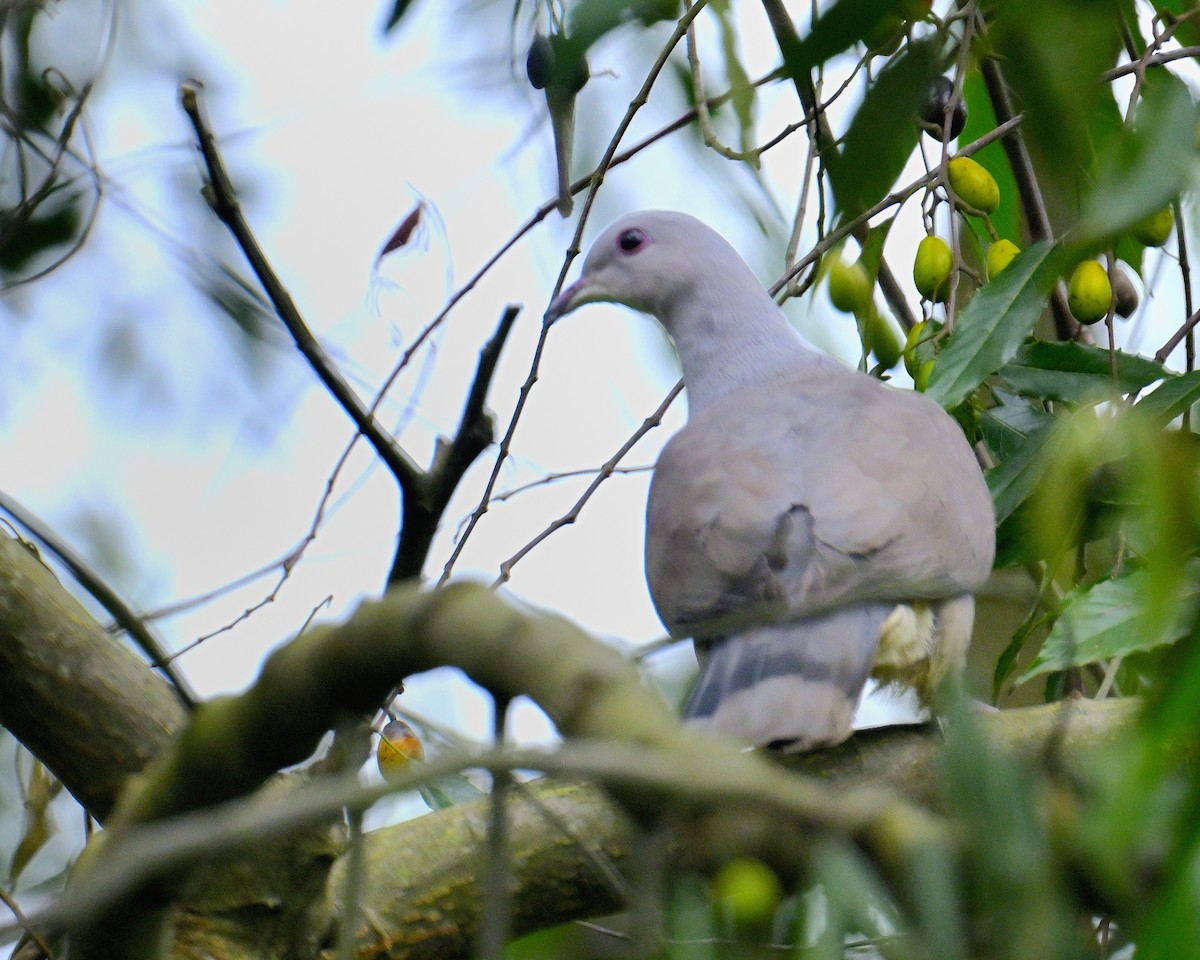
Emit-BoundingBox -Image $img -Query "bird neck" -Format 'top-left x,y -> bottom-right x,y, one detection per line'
662,283 -> 831,415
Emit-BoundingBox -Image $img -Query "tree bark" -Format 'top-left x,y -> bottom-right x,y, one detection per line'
0,534 -> 186,821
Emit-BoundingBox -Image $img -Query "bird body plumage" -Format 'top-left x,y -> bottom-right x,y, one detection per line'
547,211 -> 995,750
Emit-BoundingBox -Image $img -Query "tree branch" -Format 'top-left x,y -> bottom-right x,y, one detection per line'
389,305 -> 521,583
178,82 -> 428,510
0,489 -> 196,708
0,533 -> 186,821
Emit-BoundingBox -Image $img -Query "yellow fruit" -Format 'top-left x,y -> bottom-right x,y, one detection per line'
377,719 -> 425,782
913,235 -> 953,302
986,239 -> 1021,280
947,156 -> 1000,214
1132,206 -> 1174,247
712,857 -> 783,931
1067,261 -> 1112,325
827,258 -> 872,314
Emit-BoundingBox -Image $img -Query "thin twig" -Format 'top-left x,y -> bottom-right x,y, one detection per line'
178,81 -> 427,504
479,697 -> 513,960
1101,44 -> 1200,80
1153,307 -> 1200,364
392,305 -> 521,583
492,380 -> 683,587
0,887 -> 54,959
769,115 -> 1023,297
440,7 -> 706,585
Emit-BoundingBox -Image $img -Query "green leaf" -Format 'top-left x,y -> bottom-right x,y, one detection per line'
829,38 -> 940,218
782,0 -> 921,74
1076,72 -> 1200,245
1135,370 -> 1200,424
1020,568 -> 1200,681
998,342 -> 1168,404
856,216 -> 894,282
985,421 -> 1057,525
979,392 -> 1052,463
713,0 -> 755,157
987,0 -> 1131,221
419,772 -> 485,811
925,242 -> 1063,409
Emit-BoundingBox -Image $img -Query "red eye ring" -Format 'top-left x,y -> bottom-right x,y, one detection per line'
618,228 -> 647,253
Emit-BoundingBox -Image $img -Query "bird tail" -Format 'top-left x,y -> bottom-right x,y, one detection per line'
683,603 -> 894,752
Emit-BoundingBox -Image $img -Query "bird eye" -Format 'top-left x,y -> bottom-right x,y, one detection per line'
617,228 -> 647,254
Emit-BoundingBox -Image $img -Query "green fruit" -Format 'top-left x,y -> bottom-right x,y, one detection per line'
1067,260 -> 1112,324
865,309 -> 901,369
986,239 -> 1021,280
914,358 -> 935,392
1132,206 -> 1174,247
903,320 -> 928,378
827,259 -> 872,313
712,857 -> 782,931
913,235 -> 953,302
947,156 -> 1000,215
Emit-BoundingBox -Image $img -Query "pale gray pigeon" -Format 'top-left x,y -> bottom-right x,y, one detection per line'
546,211 -> 995,751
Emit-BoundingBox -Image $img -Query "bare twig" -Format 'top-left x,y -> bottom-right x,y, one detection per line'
0,887 -> 54,959
179,82 -> 426,504
493,380 -> 683,587
1154,308 -> 1200,365
769,115 -> 1023,297
440,8 -> 705,585
390,305 -> 521,583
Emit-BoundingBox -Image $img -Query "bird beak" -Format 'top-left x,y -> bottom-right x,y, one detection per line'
544,277 -> 590,323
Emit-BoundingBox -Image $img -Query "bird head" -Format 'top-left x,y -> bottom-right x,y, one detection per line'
546,210 -> 737,323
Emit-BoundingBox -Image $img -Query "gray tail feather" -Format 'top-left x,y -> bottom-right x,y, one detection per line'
683,603 -> 892,752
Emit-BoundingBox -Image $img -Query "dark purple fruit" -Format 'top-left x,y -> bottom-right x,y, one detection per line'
526,34 -> 554,90
921,75 -> 966,141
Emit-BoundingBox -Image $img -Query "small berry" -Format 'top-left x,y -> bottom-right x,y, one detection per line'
377,719 -> 425,782
827,259 -> 872,314
913,235 -> 953,302
712,858 -> 783,932
1067,261 -> 1112,325
947,156 -> 1000,215
986,239 -> 1021,280
1111,266 -> 1139,318
1132,206 -> 1174,248
920,76 -> 966,141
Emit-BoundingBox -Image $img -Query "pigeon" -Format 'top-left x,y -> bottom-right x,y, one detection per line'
546,211 -> 995,751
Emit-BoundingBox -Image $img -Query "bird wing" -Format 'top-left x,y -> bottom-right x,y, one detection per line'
645,363 -> 994,639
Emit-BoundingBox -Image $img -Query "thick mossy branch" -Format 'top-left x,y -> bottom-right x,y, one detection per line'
111,580 -> 690,829
40,562 -> 1135,959
0,534 -> 186,821
330,699 -> 1135,960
